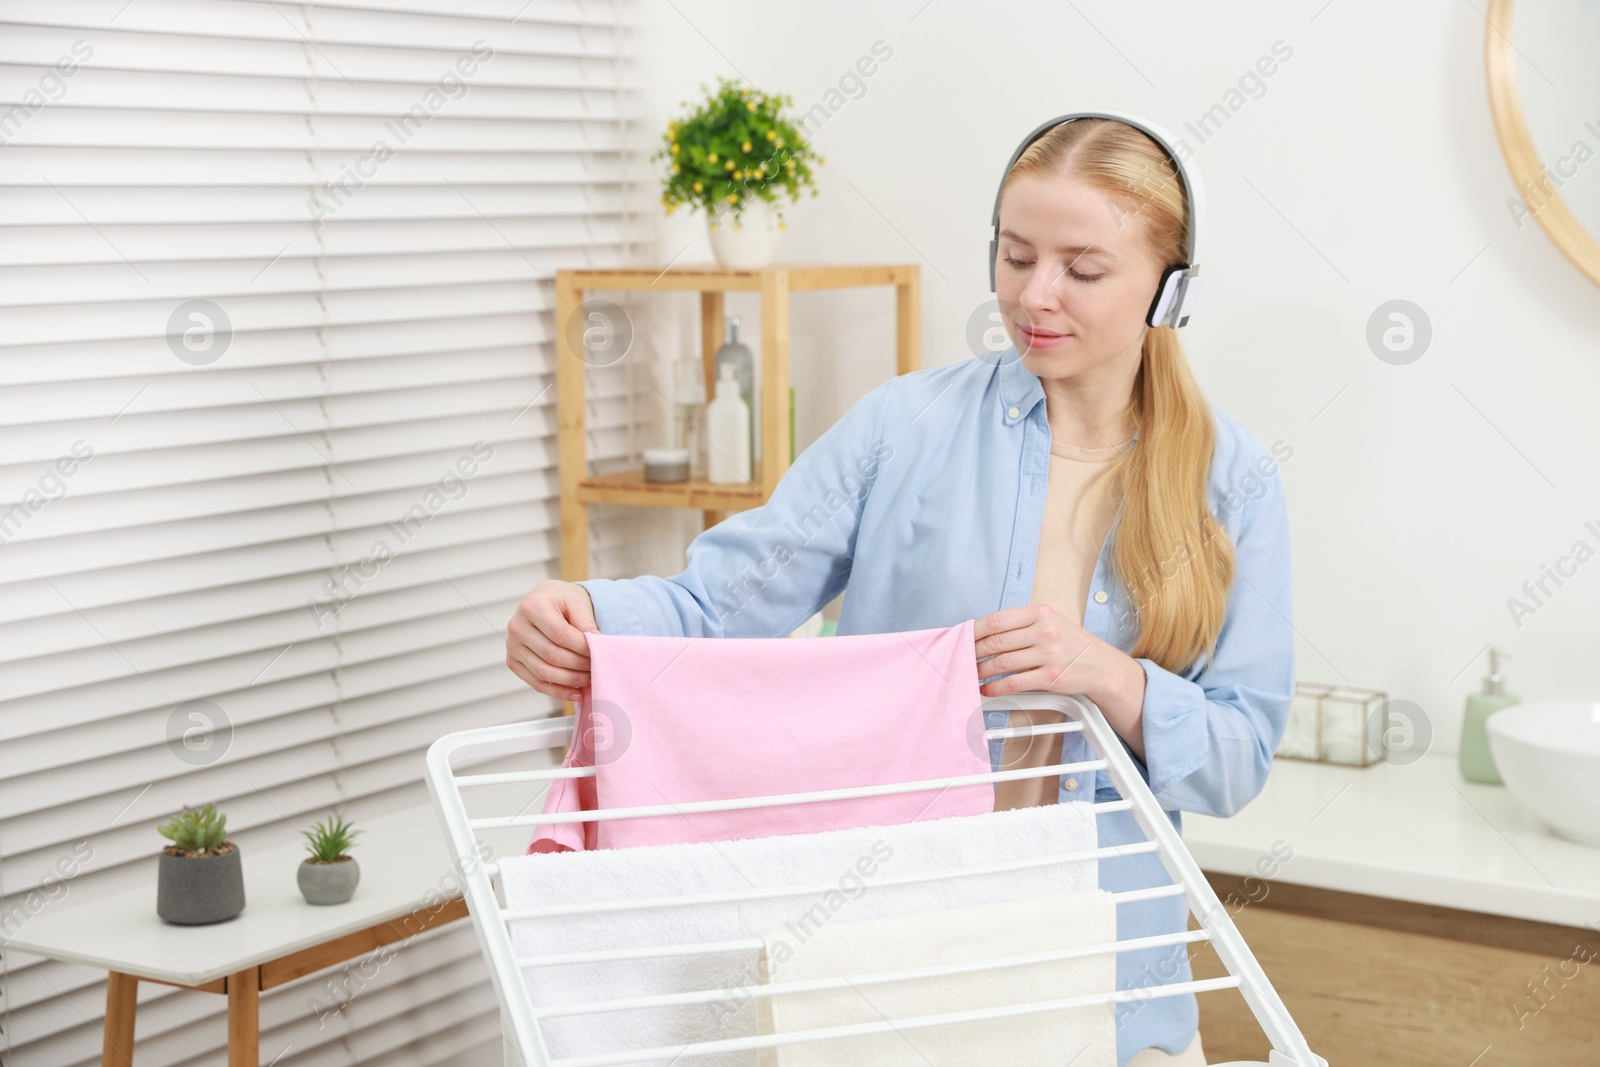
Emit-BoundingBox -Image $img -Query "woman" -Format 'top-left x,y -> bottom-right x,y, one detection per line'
507,116 -> 1295,1067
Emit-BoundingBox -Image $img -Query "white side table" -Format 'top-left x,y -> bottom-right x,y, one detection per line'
3,802 -> 471,1066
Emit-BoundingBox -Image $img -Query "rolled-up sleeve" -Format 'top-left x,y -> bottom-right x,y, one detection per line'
1126,464 -> 1295,818
576,377 -> 896,639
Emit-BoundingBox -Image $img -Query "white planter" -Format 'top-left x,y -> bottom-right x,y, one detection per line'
707,197 -> 783,269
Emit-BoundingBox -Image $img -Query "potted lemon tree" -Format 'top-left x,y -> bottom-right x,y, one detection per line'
655,75 -> 825,269
298,813 -> 363,905
156,803 -> 245,924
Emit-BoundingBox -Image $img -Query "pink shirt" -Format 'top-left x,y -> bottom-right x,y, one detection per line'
529,618 -> 995,852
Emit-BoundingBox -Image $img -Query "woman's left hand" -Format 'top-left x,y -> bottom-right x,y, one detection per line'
973,603 -> 1134,705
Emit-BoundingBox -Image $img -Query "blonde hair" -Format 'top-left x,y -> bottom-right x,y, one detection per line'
1004,118 -> 1232,674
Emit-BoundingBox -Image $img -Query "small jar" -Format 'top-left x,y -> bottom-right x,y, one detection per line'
643,447 -> 690,483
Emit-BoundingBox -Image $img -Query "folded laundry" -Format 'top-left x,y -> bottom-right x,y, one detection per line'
528,618 -> 994,853
757,889 -> 1117,1066
499,800 -> 1103,1067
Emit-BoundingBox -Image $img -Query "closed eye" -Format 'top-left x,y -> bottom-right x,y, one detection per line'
1003,256 -> 1104,283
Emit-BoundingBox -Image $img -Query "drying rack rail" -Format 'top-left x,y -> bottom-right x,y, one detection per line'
425,692 -> 1329,1067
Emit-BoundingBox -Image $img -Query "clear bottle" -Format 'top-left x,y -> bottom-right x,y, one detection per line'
672,354 -> 707,480
713,319 -> 756,473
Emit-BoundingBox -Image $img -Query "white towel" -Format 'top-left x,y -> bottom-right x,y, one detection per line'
498,801 -> 1102,1067
757,890 -> 1117,1066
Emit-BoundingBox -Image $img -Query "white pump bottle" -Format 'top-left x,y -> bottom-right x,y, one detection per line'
706,363 -> 752,484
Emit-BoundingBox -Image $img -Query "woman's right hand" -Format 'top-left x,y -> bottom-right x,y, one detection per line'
506,579 -> 600,702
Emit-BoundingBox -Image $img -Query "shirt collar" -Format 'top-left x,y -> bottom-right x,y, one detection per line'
994,344 -> 1142,444
996,345 -> 1046,421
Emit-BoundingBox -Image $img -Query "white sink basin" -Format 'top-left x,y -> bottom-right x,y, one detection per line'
1486,701 -> 1600,846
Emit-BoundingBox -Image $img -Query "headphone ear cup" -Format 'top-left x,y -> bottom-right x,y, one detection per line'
988,237 -> 998,293
1146,265 -> 1187,328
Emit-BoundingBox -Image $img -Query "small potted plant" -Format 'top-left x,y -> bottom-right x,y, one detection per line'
654,74 -> 825,269
156,803 -> 245,924
298,812 -> 363,905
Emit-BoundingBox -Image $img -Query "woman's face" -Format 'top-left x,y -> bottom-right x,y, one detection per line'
994,171 -> 1167,383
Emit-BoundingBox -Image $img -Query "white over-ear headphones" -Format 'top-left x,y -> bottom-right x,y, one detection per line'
989,110 -> 1206,330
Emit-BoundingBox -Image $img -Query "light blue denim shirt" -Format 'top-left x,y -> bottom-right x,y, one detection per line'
577,346 -> 1295,1064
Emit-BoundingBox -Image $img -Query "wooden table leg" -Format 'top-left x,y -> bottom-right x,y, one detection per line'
227,966 -> 259,1067
102,971 -> 138,1067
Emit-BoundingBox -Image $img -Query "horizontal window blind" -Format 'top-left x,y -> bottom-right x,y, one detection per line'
0,1 -> 655,1063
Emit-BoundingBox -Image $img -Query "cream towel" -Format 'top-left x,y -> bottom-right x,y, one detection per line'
498,801 -> 1101,1067
757,890 -> 1117,1066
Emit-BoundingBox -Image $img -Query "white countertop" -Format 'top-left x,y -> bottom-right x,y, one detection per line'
1182,749 -> 1600,930
0,803 -> 463,987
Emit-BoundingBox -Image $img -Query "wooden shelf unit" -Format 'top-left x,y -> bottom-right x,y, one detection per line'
556,262 -> 922,582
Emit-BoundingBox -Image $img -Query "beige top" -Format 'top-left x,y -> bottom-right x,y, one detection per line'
1031,435 -> 1129,626
994,432 -> 1131,811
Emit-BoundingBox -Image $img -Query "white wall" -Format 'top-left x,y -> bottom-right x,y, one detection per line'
635,0 -> 1600,756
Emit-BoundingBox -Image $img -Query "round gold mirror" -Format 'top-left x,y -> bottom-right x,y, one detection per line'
1486,0 -> 1600,288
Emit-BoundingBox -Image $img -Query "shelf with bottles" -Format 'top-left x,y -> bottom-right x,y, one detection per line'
555,264 -> 921,583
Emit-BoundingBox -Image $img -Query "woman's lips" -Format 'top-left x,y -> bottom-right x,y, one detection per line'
1020,325 -> 1071,348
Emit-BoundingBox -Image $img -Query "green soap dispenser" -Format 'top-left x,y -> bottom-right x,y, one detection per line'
1459,647 -> 1518,784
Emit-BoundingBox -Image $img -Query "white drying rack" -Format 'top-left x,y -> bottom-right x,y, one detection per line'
425,692 -> 1330,1067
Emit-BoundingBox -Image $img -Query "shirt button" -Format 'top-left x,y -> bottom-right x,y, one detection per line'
1094,590 -> 1108,603
1064,777 -> 1079,791
1007,406 -> 1020,419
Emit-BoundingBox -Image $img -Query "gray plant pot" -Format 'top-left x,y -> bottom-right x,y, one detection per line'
156,844 -> 245,925
298,856 -> 359,905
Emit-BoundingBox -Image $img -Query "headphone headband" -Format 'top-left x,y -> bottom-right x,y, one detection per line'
989,110 -> 1206,329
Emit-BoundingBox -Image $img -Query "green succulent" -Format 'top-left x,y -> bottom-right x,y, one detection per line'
652,74 -> 823,226
158,803 -> 229,855
301,812 -> 362,864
